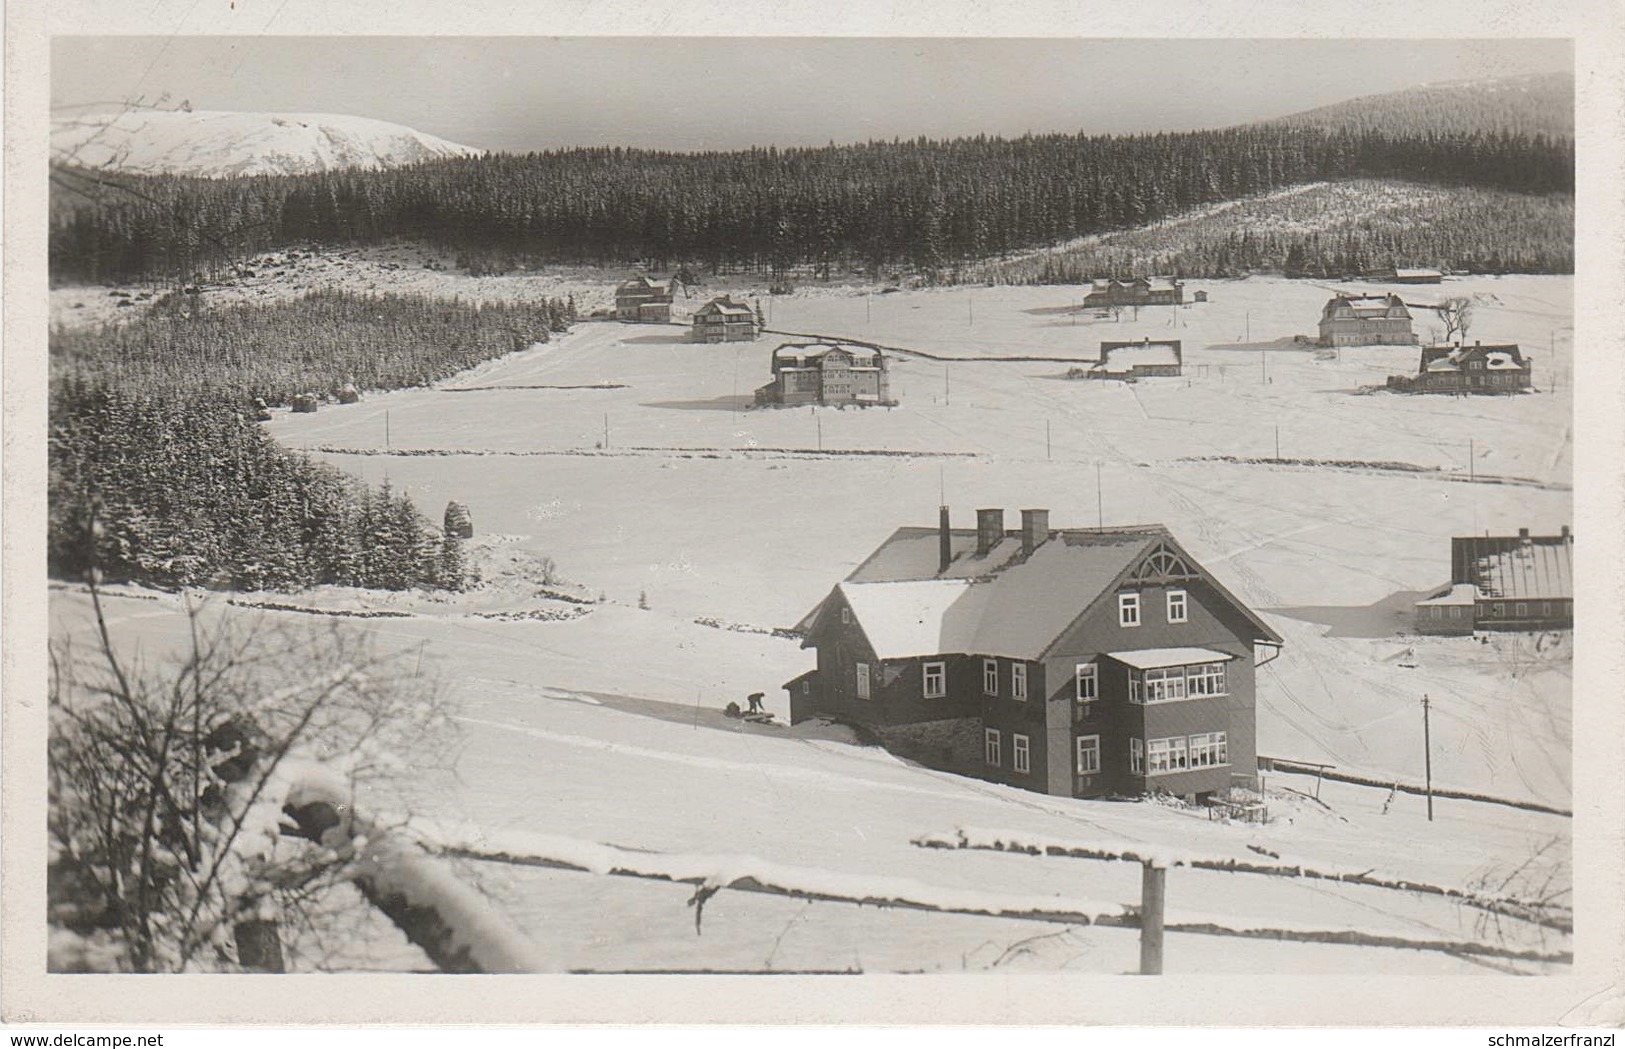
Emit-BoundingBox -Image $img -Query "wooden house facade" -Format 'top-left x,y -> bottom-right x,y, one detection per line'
785,509 -> 1283,801
1082,277 -> 1184,307
1389,342 -> 1533,394
1087,339 -> 1183,380
755,343 -> 892,407
691,297 -> 759,343
614,276 -> 675,323
1415,528 -> 1573,635
1317,294 -> 1417,347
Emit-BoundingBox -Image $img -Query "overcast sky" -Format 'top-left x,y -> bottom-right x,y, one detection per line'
50,37 -> 1573,152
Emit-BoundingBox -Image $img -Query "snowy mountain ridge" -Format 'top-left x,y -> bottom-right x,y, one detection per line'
50,108 -> 484,178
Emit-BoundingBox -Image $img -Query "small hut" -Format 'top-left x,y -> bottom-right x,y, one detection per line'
337,383 -> 361,405
291,394 -> 320,414
444,501 -> 474,539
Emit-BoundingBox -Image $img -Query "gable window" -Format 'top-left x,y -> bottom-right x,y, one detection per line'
1011,664 -> 1028,701
855,663 -> 872,701
923,661 -> 946,699
840,607 -> 851,625
802,679 -> 811,695
1166,590 -> 1188,624
983,659 -> 999,697
1129,737 -> 1145,775
1118,592 -> 1141,627
1075,663 -> 1098,706
984,728 -> 1002,767
1013,733 -> 1031,774
1076,735 -> 1101,775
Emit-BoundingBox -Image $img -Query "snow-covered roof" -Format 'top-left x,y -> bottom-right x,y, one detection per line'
1421,343 -> 1527,373
1106,647 -> 1235,670
808,522 -> 1281,659
838,580 -> 982,660
773,343 -> 880,363
1097,343 -> 1181,369
1395,268 -> 1442,278
698,298 -> 754,317
1416,583 -> 1478,607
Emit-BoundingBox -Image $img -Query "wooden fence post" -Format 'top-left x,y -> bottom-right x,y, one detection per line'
1139,860 -> 1166,975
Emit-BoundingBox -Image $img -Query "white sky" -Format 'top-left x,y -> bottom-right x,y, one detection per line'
49,37 -> 1574,152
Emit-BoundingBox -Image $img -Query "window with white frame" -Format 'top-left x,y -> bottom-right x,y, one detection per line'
1118,592 -> 1141,627
1013,733 -> 1031,774
841,607 -> 850,625
1076,735 -> 1100,775
855,662 -> 871,701
1130,666 -> 1188,704
1186,662 -> 1227,697
983,659 -> 999,696
1011,663 -> 1028,701
1129,737 -> 1144,775
1187,732 -> 1229,769
1166,589 -> 1188,624
1146,736 -> 1190,774
923,661 -> 946,699
984,728 -> 1002,766
1075,662 -> 1098,706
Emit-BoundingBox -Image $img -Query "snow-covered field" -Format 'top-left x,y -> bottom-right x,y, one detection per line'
48,272 -> 1573,973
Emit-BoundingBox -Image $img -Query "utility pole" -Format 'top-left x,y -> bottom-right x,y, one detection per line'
867,295 -> 872,325
1245,310 -> 1251,343
1046,419 -> 1052,460
816,412 -> 823,451
1422,694 -> 1434,822
385,409 -> 390,450
1139,860 -> 1166,975
1274,424 -> 1280,460
968,289 -> 974,327
1096,462 -> 1104,528
603,412 -> 609,450
944,364 -> 950,404
1469,438 -> 1475,483
1260,348 -> 1267,385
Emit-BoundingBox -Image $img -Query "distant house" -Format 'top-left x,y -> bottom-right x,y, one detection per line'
1193,290 -> 1208,303
1415,528 -> 1573,635
1393,268 -> 1444,285
1389,342 -> 1533,395
784,508 -> 1283,801
1085,339 -> 1183,380
691,296 -> 758,343
1317,293 -> 1417,347
1083,277 -> 1184,308
755,343 -> 891,407
614,276 -> 675,323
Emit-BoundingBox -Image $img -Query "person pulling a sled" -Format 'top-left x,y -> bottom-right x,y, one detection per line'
746,692 -> 765,715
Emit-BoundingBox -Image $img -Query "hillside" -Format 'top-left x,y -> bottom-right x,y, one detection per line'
968,179 -> 1574,283
1266,71 -> 1573,140
49,108 -> 484,178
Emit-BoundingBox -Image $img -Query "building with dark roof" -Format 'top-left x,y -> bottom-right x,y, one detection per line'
614,275 -> 675,323
785,508 -> 1283,801
691,296 -> 758,343
1415,528 -> 1573,634
1317,293 -> 1417,347
1389,342 -> 1533,394
755,343 -> 892,407
1082,277 -> 1184,308
1393,268 -> 1444,284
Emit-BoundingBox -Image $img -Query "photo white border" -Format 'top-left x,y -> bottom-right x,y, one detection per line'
6,0 -> 1623,1026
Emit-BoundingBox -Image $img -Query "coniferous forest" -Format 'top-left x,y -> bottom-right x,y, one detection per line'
50,125 -> 1573,285
50,290 -> 575,592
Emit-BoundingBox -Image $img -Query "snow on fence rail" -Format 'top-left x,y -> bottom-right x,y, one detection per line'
914,827 -> 1572,935
280,772 -> 544,973
1260,757 -> 1573,818
416,823 -> 1570,968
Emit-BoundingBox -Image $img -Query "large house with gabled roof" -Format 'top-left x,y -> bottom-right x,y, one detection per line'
1317,293 -> 1417,347
784,508 -> 1283,801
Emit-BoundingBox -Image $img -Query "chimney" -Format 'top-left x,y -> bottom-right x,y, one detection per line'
1518,527 -> 1530,540
939,506 -> 953,574
1021,509 -> 1050,556
1561,525 -> 1571,539
976,508 -> 1004,557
